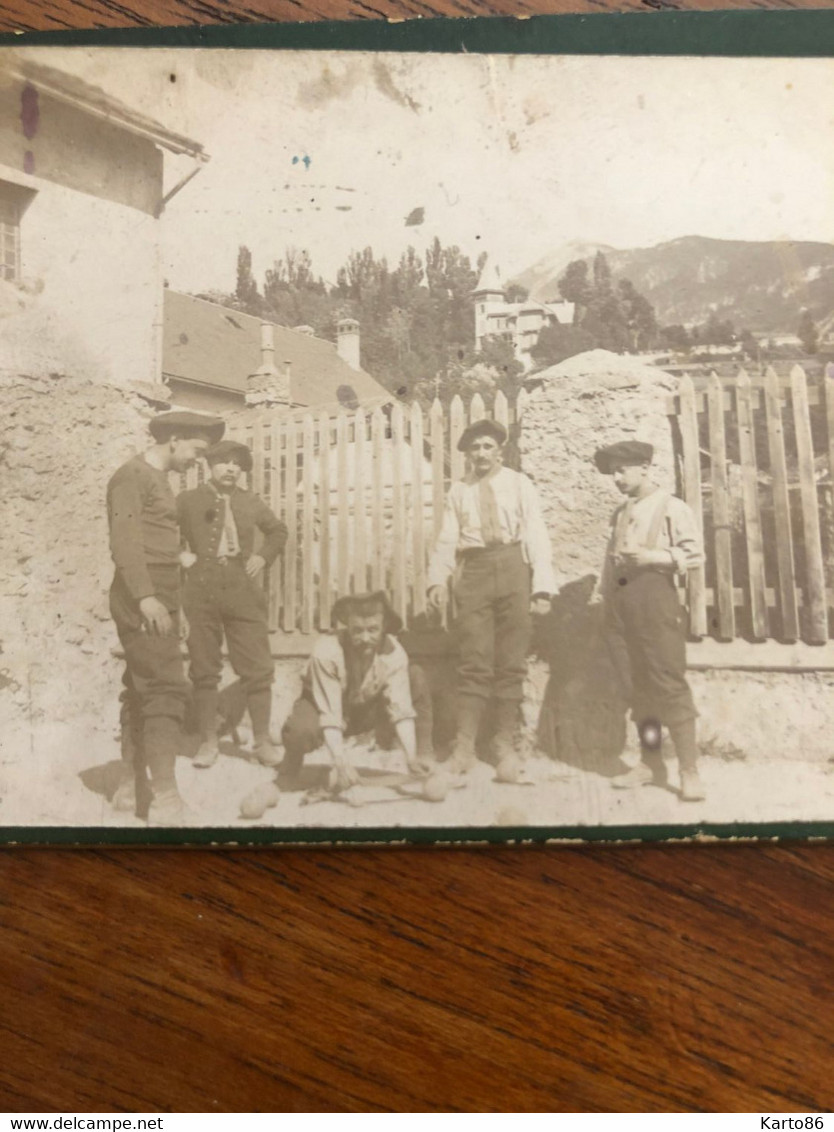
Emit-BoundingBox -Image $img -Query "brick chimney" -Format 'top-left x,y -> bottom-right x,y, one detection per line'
336,317 -> 360,371
245,322 -> 290,407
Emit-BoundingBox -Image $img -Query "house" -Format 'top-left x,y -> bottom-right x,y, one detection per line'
0,52 -> 206,385
473,258 -> 574,371
162,290 -> 391,412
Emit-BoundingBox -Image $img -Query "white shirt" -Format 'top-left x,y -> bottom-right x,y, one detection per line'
427,466 -> 557,596
599,488 -> 704,597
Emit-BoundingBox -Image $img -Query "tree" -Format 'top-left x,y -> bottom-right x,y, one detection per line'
505,283 -> 529,303
530,323 -> 596,368
798,309 -> 819,355
234,245 -> 261,314
558,259 -> 592,308
659,324 -> 691,351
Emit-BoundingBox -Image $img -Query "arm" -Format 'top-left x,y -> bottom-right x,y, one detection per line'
108,467 -> 155,603
426,486 -> 462,603
667,499 -> 705,574
322,727 -> 359,791
520,475 -> 557,597
254,498 -> 288,567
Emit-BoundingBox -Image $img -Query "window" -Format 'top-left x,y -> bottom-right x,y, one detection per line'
0,181 -> 35,284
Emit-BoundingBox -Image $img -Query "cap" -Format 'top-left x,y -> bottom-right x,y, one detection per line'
204,440 -> 253,473
149,411 -> 225,445
593,441 -> 654,475
457,419 -> 508,453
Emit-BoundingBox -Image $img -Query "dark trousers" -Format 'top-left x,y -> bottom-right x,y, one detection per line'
183,559 -> 274,695
454,542 -> 532,703
110,566 -> 189,791
282,664 -> 434,764
604,571 -> 697,732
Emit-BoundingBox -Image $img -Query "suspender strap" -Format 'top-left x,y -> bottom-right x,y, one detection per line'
645,491 -> 672,550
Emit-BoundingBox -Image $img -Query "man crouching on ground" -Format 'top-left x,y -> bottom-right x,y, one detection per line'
278,592 -> 434,792
594,440 -> 705,802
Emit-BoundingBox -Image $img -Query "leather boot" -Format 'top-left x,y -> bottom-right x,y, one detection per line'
492,699 -> 520,766
669,718 -> 705,801
249,689 -> 282,766
112,697 -> 141,812
192,688 -> 220,769
448,695 -> 486,774
143,716 -> 194,823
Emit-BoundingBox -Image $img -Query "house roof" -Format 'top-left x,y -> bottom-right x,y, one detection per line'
474,257 -> 504,296
1,55 -> 205,158
163,291 -> 391,409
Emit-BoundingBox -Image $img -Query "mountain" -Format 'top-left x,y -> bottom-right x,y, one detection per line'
512,236 -> 834,334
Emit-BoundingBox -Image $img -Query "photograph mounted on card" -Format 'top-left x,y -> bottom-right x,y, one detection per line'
2,23 -> 834,844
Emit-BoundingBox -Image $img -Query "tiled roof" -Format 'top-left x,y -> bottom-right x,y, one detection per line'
163,291 -> 390,409
1,54 -> 205,158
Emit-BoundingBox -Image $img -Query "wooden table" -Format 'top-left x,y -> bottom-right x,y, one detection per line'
2,0 -> 834,1111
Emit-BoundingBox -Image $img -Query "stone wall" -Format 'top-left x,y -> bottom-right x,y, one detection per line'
517,349 -> 834,766
0,370 -> 155,737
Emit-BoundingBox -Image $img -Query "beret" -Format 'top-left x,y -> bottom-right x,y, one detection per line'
331,590 -> 403,636
593,441 -> 654,474
204,440 -> 253,473
149,410 -> 225,444
457,418 -> 508,452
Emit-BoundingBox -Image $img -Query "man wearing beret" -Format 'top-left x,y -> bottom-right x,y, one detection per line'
176,440 -> 288,769
276,590 -> 433,793
107,410 -> 225,824
427,419 -> 556,773
594,440 -> 705,802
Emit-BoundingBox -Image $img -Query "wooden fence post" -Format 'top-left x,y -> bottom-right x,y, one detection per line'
283,416 -> 298,633
707,371 -> 735,640
765,366 -> 799,642
735,369 -> 769,640
390,402 -> 407,623
792,365 -> 828,642
677,374 -> 708,638
353,408 -> 367,594
410,401 -> 427,617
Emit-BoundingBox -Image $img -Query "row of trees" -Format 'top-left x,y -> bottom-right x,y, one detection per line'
216,245 -> 823,405
229,240 -> 524,403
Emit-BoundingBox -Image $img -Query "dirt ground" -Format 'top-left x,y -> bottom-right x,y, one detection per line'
2,700 -> 834,837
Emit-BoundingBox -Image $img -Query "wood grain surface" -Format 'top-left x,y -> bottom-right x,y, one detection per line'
3,0 -> 834,1114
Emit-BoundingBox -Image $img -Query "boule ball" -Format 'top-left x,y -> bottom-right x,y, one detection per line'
495,756 -> 523,784
422,772 -> 450,803
239,781 -> 281,820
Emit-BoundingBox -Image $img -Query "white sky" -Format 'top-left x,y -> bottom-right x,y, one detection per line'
20,46 -> 834,293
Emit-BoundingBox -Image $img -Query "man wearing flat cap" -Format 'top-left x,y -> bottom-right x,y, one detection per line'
594,439 -> 705,801
107,409 -> 225,824
427,418 -> 556,773
276,591 -> 434,792
176,439 -> 288,769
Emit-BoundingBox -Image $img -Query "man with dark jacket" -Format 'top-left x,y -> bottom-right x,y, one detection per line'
107,409 -> 225,825
177,439 -> 288,769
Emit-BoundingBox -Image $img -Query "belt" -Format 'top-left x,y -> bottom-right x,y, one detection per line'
459,541 -> 521,559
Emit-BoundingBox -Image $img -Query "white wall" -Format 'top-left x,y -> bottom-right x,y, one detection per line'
0,168 -> 160,385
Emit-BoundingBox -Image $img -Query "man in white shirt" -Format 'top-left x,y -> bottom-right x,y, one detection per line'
594,440 -> 706,801
427,420 -> 555,773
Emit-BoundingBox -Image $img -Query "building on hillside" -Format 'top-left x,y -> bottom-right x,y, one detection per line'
0,53 -> 206,385
473,258 -> 574,371
162,290 -> 391,413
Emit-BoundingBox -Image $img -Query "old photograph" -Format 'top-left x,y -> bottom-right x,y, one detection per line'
1,44 -> 834,839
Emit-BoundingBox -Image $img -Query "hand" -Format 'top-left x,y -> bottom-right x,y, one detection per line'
245,554 -> 266,578
329,759 -> 360,793
406,756 -> 432,778
530,595 -> 551,616
620,548 -> 670,570
179,550 -> 197,570
427,585 -> 446,612
138,596 -> 172,636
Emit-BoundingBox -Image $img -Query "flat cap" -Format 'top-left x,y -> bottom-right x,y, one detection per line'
594,441 -> 654,474
204,440 -> 253,473
149,410 -> 225,444
331,590 -> 403,636
457,418 -> 508,452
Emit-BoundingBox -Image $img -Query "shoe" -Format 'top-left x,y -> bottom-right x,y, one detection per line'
680,769 -> 706,802
253,737 -> 283,768
611,762 -> 655,790
146,788 -> 199,827
446,743 -> 477,775
192,740 -> 220,769
111,770 -> 137,813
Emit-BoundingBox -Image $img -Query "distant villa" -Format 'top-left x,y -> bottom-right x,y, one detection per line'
473,258 -> 574,371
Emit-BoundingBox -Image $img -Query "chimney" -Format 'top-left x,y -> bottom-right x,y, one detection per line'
336,317 -> 361,371
245,322 -> 290,407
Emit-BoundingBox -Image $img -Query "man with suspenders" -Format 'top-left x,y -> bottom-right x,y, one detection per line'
594,440 -> 706,802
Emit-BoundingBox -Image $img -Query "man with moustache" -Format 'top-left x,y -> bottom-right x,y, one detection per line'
594,440 -> 705,802
107,409 -> 225,824
427,419 -> 555,774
